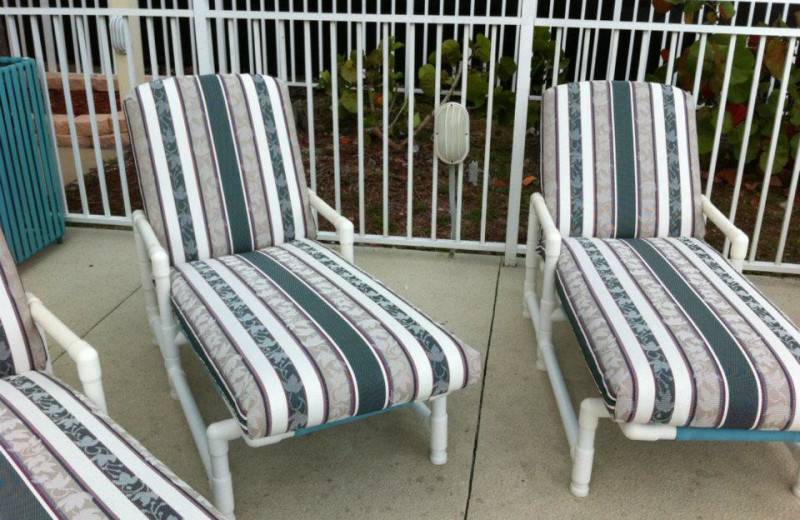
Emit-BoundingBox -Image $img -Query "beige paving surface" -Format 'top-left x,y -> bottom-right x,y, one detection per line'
17,228 -> 800,519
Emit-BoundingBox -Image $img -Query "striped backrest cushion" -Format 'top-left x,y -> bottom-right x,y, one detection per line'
0,229 -> 47,377
540,81 -> 705,239
125,74 -> 317,266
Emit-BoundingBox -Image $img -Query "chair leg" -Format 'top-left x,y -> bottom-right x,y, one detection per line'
430,396 -> 448,465
570,398 -> 607,497
793,466 -> 800,498
207,419 -> 241,520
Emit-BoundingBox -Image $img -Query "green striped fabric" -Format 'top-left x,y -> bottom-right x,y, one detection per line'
170,239 -> 482,440
0,372 -> 224,518
557,237 -> 800,430
540,81 -> 705,239
124,74 -> 317,266
0,228 -> 47,377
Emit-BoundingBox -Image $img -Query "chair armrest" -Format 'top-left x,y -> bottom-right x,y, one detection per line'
133,210 -> 170,278
27,293 -> 108,413
308,190 -> 355,264
531,193 -> 561,261
701,195 -> 748,269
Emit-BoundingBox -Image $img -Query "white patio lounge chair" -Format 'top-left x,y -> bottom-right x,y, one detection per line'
124,73 -> 482,519
0,229 -> 224,518
525,80 -> 800,497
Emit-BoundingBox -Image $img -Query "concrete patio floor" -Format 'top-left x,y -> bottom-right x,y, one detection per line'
17,226 -> 800,520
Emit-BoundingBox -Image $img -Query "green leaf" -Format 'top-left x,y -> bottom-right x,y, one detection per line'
719,1 -> 736,21
791,104 -> 800,126
720,111 -> 734,133
726,81 -> 751,104
318,70 -> 332,94
440,40 -> 463,64
418,64 -> 437,98
413,111 -> 421,127
340,89 -> 359,114
472,33 -> 491,63
497,56 -> 517,82
466,71 -> 489,107
697,117 -> 715,155
764,37 -> 788,80
759,134 -> 790,174
340,59 -> 358,84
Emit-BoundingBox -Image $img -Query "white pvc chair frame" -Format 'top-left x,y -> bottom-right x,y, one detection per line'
133,190 -> 447,519
27,293 -> 108,413
523,192 -> 800,497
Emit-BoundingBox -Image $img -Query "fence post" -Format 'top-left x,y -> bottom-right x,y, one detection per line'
193,0 -> 214,74
503,0 -> 537,266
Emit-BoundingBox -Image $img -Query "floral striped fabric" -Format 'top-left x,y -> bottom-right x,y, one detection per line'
556,237 -> 800,430
170,239 -> 482,440
0,371 -> 223,519
124,74 -> 316,266
540,81 -> 705,239
0,229 -> 47,378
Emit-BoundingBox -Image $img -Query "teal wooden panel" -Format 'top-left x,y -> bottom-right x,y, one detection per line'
0,57 -> 65,264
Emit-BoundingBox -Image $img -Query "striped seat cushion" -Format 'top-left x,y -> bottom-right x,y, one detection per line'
557,237 -> 800,430
170,239 -> 482,440
540,81 -> 705,239
0,371 -> 222,518
125,74 -> 316,266
0,229 -> 47,378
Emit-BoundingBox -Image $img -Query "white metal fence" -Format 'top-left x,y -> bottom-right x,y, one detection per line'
2,1 -> 800,273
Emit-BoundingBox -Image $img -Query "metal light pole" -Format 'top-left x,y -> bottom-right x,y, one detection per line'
434,102 -> 470,246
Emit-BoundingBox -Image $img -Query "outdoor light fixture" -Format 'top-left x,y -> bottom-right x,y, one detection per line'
434,102 -> 470,242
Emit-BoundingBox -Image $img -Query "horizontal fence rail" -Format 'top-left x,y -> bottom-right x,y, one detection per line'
2,0 -> 800,274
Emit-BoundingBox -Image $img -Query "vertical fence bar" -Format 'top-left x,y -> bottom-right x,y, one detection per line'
253,20 -> 263,74
161,4 -> 171,75
455,26 -> 469,243
29,16 -> 66,230
194,0 -> 214,74
67,0 -> 80,72
382,22 -> 390,236
504,0 -> 536,265
356,22 -> 365,235
303,18 -> 316,192
76,16 -> 111,216
574,0 -> 588,81
776,140 -> 800,265
98,16 -> 132,217
636,3 -> 656,81
691,33 -> 707,98
749,37 -> 797,262
480,25 -> 498,243
29,17 -> 67,212
189,0 -> 198,72
588,0 -> 603,81
664,31 -> 678,84
624,0 -> 641,79
146,14 -> 161,78
406,20 -> 416,238
214,0 -> 226,73
170,16 -> 185,75
606,1 -> 623,80
723,32 -> 766,257
329,21 -> 341,213
430,23 -> 443,240
228,18 -> 240,73
288,0 -> 296,82
346,0 -> 352,53
704,36 -> 737,197
53,16 -> 88,215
